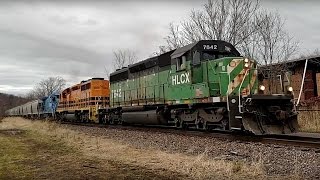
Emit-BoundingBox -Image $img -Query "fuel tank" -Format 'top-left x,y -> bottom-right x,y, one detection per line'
122,110 -> 167,125
63,114 -> 77,121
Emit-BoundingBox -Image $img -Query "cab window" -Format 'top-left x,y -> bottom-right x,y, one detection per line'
203,52 -> 216,60
176,55 -> 187,71
202,51 -> 233,61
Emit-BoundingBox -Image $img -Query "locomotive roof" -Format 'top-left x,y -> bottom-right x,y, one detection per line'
80,77 -> 105,83
171,40 -> 240,59
110,67 -> 128,76
41,92 -> 59,100
110,50 -> 175,78
109,40 -> 240,82
128,50 -> 175,73
109,67 -> 129,82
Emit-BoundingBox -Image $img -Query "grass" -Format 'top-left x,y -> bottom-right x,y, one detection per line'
298,105 -> 320,133
0,129 -> 77,179
0,118 -> 187,179
0,129 -> 31,179
0,117 -> 300,179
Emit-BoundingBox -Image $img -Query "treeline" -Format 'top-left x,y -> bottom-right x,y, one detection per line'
1,76 -> 66,116
0,93 -> 30,117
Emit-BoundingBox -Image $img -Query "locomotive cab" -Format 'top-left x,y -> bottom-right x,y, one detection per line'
168,40 -> 297,134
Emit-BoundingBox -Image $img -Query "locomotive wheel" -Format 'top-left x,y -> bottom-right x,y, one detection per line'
195,117 -> 204,130
202,121 -> 208,131
101,115 -> 107,124
107,113 -> 114,125
109,117 -> 114,125
196,123 -> 203,130
181,121 -> 188,130
175,118 -> 181,128
218,119 -> 228,131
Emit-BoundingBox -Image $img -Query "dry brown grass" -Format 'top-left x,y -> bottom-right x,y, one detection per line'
0,117 -> 293,179
0,118 -> 186,179
298,105 -> 320,133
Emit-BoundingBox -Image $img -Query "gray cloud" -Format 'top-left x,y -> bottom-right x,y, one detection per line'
0,0 -> 319,95
0,1 -> 200,95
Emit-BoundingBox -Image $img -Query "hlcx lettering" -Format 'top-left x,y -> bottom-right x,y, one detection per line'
172,72 -> 190,85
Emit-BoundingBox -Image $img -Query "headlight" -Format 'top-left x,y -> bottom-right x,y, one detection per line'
244,62 -> 249,68
244,58 -> 249,63
259,85 -> 266,91
287,86 -> 293,92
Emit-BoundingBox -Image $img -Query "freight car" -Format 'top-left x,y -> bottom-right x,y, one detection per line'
106,40 -> 298,135
5,100 -> 42,118
5,93 -> 59,118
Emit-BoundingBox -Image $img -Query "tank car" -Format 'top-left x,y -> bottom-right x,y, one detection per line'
108,40 -> 297,135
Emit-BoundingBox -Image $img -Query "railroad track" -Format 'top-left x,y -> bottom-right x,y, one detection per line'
260,134 -> 320,149
56,121 -> 320,149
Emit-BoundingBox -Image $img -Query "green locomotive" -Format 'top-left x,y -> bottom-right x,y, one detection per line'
107,40 -> 297,135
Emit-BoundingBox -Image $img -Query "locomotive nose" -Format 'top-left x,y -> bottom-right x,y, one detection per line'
241,95 -> 298,135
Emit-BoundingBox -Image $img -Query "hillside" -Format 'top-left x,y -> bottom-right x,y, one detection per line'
0,93 -> 30,116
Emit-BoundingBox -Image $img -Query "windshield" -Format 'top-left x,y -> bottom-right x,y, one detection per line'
202,51 -> 235,61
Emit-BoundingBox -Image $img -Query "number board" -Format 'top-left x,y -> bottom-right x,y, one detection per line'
203,44 -> 218,50
203,44 -> 232,53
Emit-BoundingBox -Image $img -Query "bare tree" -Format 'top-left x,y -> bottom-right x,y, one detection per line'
250,11 -> 298,93
252,11 -> 298,65
26,77 -> 66,99
161,0 -> 260,50
112,49 -> 138,70
160,0 -> 299,65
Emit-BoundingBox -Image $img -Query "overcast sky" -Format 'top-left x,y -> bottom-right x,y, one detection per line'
0,0 -> 319,96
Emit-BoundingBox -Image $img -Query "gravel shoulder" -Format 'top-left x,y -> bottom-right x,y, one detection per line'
65,124 -> 320,179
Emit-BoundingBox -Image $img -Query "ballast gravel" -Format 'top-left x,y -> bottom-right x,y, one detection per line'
64,124 -> 320,179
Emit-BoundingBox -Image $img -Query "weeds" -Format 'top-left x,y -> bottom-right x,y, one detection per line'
232,161 -> 243,173
298,105 -> 320,132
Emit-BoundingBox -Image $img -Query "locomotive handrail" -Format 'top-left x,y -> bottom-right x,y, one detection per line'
227,73 -> 231,111
284,72 -> 297,112
238,69 -> 249,113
